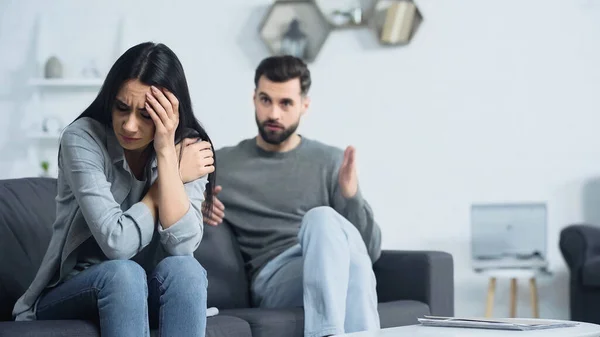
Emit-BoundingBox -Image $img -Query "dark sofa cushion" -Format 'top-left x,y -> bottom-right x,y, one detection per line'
378,300 -> 430,328
205,315 -> 253,337
0,315 -> 252,337
221,307 -> 304,337
195,220 -> 250,309
221,300 -> 430,337
0,178 -> 57,320
583,256 -> 600,287
0,320 -> 99,337
0,283 -> 11,322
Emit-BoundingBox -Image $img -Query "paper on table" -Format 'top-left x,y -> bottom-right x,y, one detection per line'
418,316 -> 579,331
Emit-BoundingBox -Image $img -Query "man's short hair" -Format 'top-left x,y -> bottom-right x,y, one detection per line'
254,55 -> 312,96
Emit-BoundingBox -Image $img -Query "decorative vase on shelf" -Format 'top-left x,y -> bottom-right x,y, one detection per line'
42,116 -> 63,135
380,1 -> 418,45
280,19 -> 308,59
330,7 -> 363,27
44,56 -> 63,79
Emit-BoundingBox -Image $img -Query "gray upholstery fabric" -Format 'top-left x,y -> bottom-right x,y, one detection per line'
0,320 -> 99,337
0,283 -> 10,322
0,316 -> 252,337
560,224 -> 600,324
194,220 -> 250,309
0,178 -> 56,320
560,224 -> 600,269
378,300 -> 430,328
583,256 -> 600,287
206,316 -> 253,337
221,300 -> 430,337
221,308 -> 304,337
374,250 -> 454,316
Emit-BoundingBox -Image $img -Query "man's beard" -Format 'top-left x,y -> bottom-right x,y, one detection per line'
255,115 -> 299,145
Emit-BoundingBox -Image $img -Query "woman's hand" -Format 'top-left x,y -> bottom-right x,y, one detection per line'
177,138 -> 215,183
145,86 -> 179,154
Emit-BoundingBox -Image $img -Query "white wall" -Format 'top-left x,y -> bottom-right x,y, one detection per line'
2,0 -> 600,320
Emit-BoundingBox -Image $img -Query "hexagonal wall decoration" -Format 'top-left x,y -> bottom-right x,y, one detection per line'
314,0 -> 374,29
259,0 -> 332,63
371,0 -> 423,46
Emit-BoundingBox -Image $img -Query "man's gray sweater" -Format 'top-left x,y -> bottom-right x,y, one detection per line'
215,136 -> 382,282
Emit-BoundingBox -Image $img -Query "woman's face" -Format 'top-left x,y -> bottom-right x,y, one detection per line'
111,79 -> 156,152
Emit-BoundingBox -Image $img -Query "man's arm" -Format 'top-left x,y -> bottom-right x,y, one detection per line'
330,146 -> 382,263
331,184 -> 382,263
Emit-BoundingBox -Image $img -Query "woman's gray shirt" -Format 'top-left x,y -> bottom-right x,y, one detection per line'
13,117 -> 208,321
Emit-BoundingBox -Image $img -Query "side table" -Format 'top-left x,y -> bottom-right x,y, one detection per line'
481,268 -> 544,318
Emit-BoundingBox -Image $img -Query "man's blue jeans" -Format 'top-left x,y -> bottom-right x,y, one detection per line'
251,206 -> 381,337
36,256 -> 208,337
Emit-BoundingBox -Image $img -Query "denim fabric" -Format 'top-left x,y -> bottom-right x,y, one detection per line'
251,207 -> 380,337
37,256 -> 208,337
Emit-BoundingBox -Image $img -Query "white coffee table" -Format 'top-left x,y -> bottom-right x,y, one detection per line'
338,319 -> 600,336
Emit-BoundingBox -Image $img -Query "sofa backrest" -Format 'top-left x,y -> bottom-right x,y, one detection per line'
0,177 -> 249,321
0,178 -> 56,321
194,219 -> 251,309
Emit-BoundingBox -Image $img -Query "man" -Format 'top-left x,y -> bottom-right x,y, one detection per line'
202,55 -> 382,337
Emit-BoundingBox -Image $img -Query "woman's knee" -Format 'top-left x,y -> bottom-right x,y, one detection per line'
155,256 -> 207,287
98,260 -> 146,289
94,260 -> 147,305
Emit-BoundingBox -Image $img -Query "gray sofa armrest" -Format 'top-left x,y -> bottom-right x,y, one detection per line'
0,282 -> 10,322
560,224 -> 600,272
373,250 -> 454,316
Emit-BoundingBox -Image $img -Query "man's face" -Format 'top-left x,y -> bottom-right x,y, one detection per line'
253,75 -> 309,145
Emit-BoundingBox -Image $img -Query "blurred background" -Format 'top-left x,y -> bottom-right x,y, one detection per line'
1,0 -> 600,321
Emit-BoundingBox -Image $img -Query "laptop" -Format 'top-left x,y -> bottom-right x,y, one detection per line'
470,203 -> 549,271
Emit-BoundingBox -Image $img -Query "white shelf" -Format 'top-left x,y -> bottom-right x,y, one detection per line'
27,132 -> 62,141
28,78 -> 103,88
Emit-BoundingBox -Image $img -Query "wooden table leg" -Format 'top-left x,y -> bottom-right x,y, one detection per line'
529,278 -> 539,318
510,278 -> 517,318
485,277 -> 496,317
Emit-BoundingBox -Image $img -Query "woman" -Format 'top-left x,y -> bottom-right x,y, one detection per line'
12,42 -> 216,337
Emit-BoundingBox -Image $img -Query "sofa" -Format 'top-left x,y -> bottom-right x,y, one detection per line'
560,224 -> 600,324
0,177 -> 454,337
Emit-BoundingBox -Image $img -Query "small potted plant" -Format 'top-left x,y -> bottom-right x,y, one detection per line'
40,161 -> 50,177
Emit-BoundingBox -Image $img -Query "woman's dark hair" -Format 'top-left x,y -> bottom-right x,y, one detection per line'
70,41 -> 215,215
